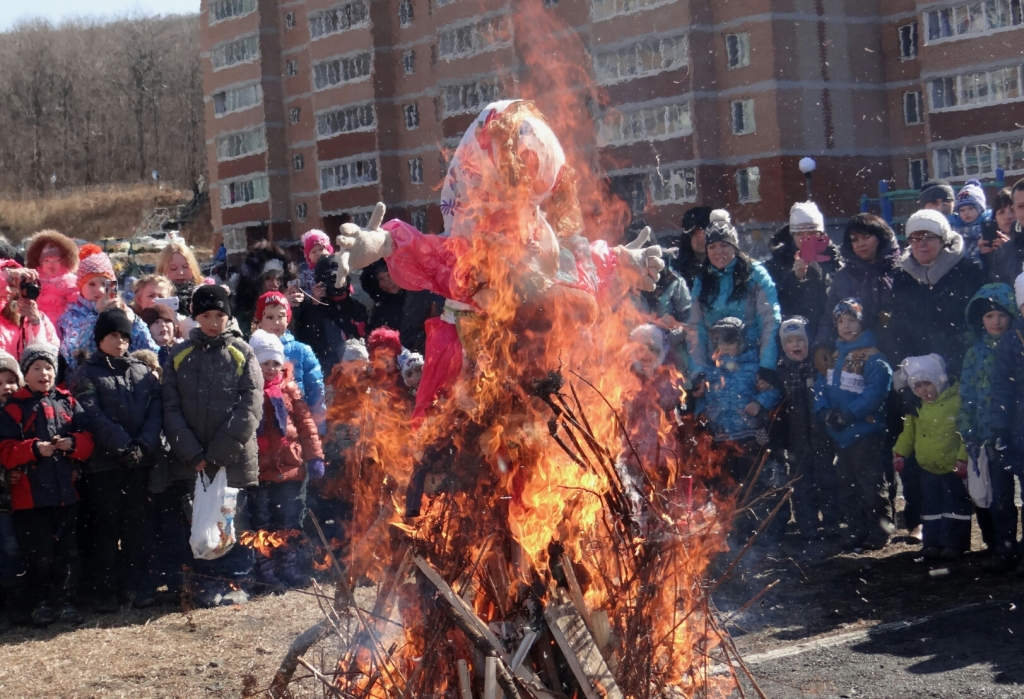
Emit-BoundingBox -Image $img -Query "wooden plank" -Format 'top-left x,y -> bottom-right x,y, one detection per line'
544,592 -> 623,699
484,657 -> 499,699
458,659 -> 474,699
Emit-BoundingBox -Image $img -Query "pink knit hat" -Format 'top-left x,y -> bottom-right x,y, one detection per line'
77,244 -> 116,289
301,230 -> 333,266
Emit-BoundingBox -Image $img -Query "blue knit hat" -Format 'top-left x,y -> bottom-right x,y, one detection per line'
955,179 -> 987,216
833,298 -> 863,323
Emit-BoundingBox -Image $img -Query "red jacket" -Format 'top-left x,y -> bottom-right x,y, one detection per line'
257,366 -> 323,483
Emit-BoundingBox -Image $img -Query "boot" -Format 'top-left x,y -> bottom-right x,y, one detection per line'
254,555 -> 286,595
277,548 -> 311,589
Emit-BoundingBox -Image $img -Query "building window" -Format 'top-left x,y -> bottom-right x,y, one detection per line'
935,138 -> 1024,179
908,158 -> 929,190
399,0 -> 414,27
221,176 -> 269,208
898,22 -> 918,59
443,78 -> 502,116
293,154 -> 305,172
926,1 -> 1023,42
213,84 -> 261,117
403,50 -> 416,75
411,208 -> 428,231
285,12 -> 296,29
544,0 -> 559,6
296,203 -> 308,221
286,60 -> 298,77
731,99 -> 756,135
404,103 -> 420,130
211,35 -> 259,70
409,158 -> 424,184
437,15 -> 512,61
313,52 -> 373,90
648,166 -> 696,204
289,108 -> 301,124
599,101 -> 692,146
309,1 -> 370,40
903,91 -> 924,124
316,104 -> 376,138
216,127 -> 266,161
736,166 -> 760,203
592,34 -> 687,86
726,33 -> 750,69
930,65 -> 1022,111
591,0 -> 674,22
210,0 -> 256,24
352,210 -> 374,227
320,156 -> 379,191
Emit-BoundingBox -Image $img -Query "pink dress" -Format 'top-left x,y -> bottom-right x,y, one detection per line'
37,270 -> 80,331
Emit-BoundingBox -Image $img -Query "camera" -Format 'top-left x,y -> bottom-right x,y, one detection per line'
19,279 -> 41,301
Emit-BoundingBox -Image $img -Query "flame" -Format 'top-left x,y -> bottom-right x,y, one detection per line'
239,529 -> 299,558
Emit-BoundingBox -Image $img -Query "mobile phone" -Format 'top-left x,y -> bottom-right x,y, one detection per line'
287,278 -> 300,290
154,296 -> 180,312
982,219 -> 999,244
107,280 -> 119,299
799,235 -> 830,263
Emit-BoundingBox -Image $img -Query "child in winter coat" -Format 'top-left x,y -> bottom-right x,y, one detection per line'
299,230 -> 334,295
957,283 -> 1015,562
952,179 -> 992,264
58,245 -> 157,372
0,261 -> 61,361
777,316 -> 837,541
255,291 -> 326,431
69,309 -> 163,612
130,275 -> 174,314
0,343 -> 94,626
0,351 -> 26,624
894,354 -> 971,561
399,351 -> 424,398
156,241 -> 206,314
814,298 -> 893,551
162,285 -> 263,607
25,230 -> 80,328
140,304 -> 180,366
247,330 -> 324,590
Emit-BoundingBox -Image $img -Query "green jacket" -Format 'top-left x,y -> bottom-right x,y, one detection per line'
894,383 -> 967,475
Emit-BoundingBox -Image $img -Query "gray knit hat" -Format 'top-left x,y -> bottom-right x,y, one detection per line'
19,343 -> 59,375
919,179 -> 955,206
705,209 -> 739,249
0,350 -> 23,385
709,316 -> 745,346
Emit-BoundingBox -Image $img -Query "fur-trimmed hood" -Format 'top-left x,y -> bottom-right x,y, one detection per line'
25,230 -> 79,273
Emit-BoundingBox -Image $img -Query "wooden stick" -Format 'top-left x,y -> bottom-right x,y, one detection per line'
458,659 -> 474,699
510,630 -> 538,672
297,656 -> 343,698
544,591 -> 623,699
270,618 -> 333,697
484,657 -> 499,699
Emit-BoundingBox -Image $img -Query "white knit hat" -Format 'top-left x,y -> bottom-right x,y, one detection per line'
342,338 -> 369,363
906,209 -> 952,244
899,353 -> 948,393
778,316 -> 809,344
249,329 -> 285,366
0,349 -> 23,385
789,202 -> 824,233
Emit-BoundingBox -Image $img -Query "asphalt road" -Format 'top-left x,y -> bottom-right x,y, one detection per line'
732,597 -> 1024,698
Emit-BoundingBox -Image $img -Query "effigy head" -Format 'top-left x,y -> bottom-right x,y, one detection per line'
440,100 -> 583,241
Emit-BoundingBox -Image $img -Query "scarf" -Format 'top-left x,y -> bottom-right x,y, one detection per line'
258,371 -> 288,436
899,232 -> 965,286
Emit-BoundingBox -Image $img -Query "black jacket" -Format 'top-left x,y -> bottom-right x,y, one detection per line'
361,260 -> 407,334
982,222 -> 1024,286
670,232 -> 706,287
775,356 -> 832,460
399,290 -> 444,355
70,352 -> 163,474
763,226 -> 841,341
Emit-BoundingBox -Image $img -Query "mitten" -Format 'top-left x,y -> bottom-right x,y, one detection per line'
824,409 -> 847,432
614,227 -> 665,292
954,460 -> 968,479
121,442 -> 145,468
893,454 -> 905,473
335,202 -> 390,285
756,367 -> 780,389
307,459 -> 326,480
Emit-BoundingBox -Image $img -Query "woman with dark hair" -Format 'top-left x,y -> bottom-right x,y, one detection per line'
980,187 -> 1024,285
674,206 -> 711,286
361,259 -> 407,334
233,241 -> 293,336
686,210 -> 781,378
813,213 -> 900,351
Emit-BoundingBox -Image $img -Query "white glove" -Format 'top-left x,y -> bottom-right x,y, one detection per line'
334,202 -> 392,287
614,227 -> 665,292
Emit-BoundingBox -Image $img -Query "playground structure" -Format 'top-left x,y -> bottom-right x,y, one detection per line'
860,168 -> 1008,228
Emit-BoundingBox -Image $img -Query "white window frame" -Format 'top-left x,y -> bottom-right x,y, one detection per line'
725,32 -> 750,69
592,34 -> 688,86
403,50 -> 416,75
320,155 -> 380,192
316,103 -> 376,139
925,0 -> 1024,44
898,22 -> 919,60
399,0 -> 414,28
404,103 -> 420,130
309,1 -> 370,40
284,12 -> 296,29
211,34 -> 260,71
409,158 -> 424,184
437,14 -> 512,61
736,166 -> 761,204
213,83 -> 262,117
648,165 -> 697,204
908,157 -> 929,189
216,127 -> 266,161
730,99 -> 756,135
442,78 -> 503,116
209,0 -> 256,25
598,100 -> 693,146
591,0 -> 676,23
296,202 -> 308,221
220,175 -> 269,208
312,51 -> 373,91
929,65 -> 1023,112
903,91 -> 925,125
934,136 -> 1024,180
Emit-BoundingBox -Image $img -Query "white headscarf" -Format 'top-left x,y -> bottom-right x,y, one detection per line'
899,353 -> 948,393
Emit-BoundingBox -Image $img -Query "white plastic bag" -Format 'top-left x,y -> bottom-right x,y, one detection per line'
189,467 -> 240,560
967,444 -> 992,509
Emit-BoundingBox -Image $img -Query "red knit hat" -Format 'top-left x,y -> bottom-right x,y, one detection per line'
256,290 -> 292,323
367,327 -> 402,357
77,244 -> 116,289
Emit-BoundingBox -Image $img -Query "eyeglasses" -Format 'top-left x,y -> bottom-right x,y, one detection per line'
907,233 -> 942,244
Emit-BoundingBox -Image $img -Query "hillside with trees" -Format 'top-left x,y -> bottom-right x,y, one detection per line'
0,15 -> 205,197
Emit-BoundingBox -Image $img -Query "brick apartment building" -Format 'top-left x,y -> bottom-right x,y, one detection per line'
198,0 -> 1024,252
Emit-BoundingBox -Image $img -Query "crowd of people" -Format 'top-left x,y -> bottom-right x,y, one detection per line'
0,173 -> 1020,629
